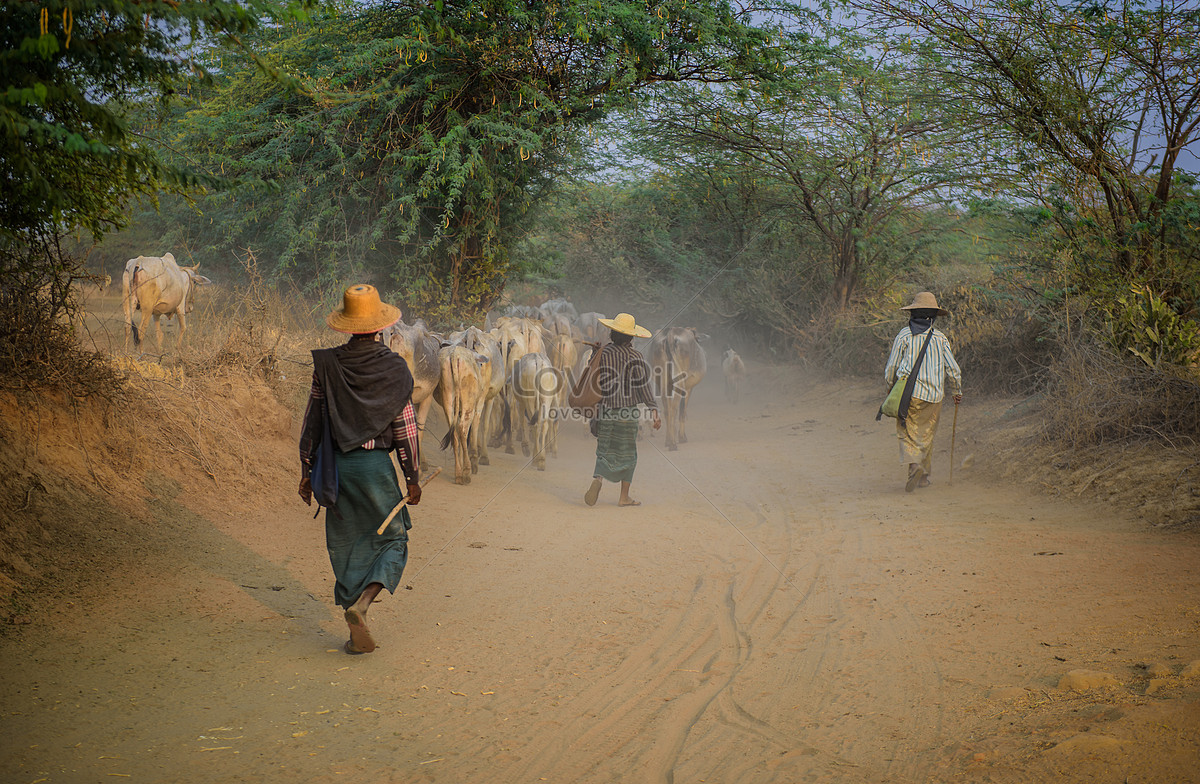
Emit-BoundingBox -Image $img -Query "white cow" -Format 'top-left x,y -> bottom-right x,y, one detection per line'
122,253 -> 211,351
648,327 -> 708,450
436,344 -> 489,485
491,320 -> 529,454
548,331 -> 580,386
382,319 -> 444,469
575,312 -> 608,344
511,352 -> 560,470
447,326 -> 505,468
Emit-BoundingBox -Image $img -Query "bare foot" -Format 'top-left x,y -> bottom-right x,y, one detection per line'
618,498 -> 641,507
344,608 -> 377,653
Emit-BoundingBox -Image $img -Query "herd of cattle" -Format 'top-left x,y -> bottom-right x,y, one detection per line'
387,299 -> 748,485
117,253 -> 749,485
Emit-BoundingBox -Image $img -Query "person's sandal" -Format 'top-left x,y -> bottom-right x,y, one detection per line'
584,477 -> 602,506
905,466 -> 924,493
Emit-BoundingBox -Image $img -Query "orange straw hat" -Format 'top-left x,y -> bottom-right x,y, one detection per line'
899,291 -> 950,317
598,312 -> 652,338
326,284 -> 403,334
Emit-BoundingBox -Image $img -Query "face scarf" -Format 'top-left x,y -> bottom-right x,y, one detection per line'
909,316 -> 934,335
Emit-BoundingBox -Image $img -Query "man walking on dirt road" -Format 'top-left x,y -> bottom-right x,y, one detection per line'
298,284 -> 423,655
884,291 -> 963,492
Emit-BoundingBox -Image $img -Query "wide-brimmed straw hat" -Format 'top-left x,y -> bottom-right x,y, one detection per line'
326,284 -> 402,334
899,291 -> 950,317
598,312 -> 652,338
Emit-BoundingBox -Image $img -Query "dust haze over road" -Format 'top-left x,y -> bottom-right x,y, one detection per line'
2,353 -> 1198,784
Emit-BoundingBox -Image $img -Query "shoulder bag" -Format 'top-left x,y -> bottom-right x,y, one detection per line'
877,325 -> 937,426
311,398 -> 339,509
568,342 -> 605,413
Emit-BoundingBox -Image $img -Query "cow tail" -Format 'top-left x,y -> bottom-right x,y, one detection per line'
499,394 -> 511,439
440,368 -> 457,452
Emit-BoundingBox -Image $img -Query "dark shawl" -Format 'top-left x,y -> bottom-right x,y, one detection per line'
312,339 -> 414,453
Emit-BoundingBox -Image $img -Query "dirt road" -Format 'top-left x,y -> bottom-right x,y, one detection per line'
2,366 -> 1198,783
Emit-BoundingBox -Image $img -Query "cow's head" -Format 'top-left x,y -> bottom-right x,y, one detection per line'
687,327 -> 711,343
183,265 -> 212,313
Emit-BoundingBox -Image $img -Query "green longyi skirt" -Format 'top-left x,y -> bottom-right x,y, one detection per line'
593,407 -> 642,484
325,448 -> 411,609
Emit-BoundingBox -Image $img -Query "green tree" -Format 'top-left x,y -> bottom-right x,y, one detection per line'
633,36 -> 992,308
853,0 -> 1200,289
0,0 -> 296,243
0,0 -> 306,386
161,0 -> 800,318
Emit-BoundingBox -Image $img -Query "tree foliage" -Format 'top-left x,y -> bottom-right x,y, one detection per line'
0,0 -> 303,390
0,0 -> 295,243
623,28 -> 992,309
156,0 -> 799,319
852,0 -> 1200,292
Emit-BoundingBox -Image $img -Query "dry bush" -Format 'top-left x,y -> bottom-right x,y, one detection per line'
937,281 -> 1050,395
1040,338 -> 1200,448
170,250 -> 330,413
0,235 -> 125,400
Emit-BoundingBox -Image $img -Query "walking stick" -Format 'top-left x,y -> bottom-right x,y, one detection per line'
377,467 -> 442,535
949,399 -> 959,485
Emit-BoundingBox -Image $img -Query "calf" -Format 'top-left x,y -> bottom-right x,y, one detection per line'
722,348 -> 746,403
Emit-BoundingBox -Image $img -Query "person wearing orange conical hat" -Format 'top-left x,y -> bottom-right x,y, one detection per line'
583,313 -> 661,507
298,284 -> 423,655
884,291 -> 963,493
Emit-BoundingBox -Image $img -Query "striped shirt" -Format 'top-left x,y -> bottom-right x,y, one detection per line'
884,325 -> 963,404
594,342 -> 658,411
299,371 -> 420,484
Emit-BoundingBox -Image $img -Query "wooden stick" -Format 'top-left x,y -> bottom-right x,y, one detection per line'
377,467 -> 442,535
949,400 -> 959,485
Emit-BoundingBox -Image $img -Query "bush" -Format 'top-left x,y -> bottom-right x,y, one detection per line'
1040,337 -> 1200,447
0,234 -> 123,398
1104,285 -> 1200,376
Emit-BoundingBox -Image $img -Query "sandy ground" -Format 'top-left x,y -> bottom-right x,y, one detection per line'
2,359 -> 1199,784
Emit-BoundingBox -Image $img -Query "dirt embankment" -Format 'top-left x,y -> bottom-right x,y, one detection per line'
1,358 -> 1198,784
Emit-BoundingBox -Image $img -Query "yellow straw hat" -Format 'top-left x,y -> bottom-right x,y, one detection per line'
326,284 -> 402,334
899,291 -> 950,317
597,312 -> 651,338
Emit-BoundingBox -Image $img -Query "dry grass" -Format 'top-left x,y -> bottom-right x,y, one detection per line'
1039,338 -> 1200,448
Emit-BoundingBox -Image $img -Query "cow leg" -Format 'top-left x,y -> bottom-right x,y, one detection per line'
678,392 -> 689,444
487,395 -> 505,449
518,399 -> 531,458
665,394 -> 681,450
504,390 -> 518,454
416,396 -> 433,470
534,411 -> 547,471
455,424 -> 471,485
477,396 -> 493,466
139,310 -> 154,354
468,400 -> 483,475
